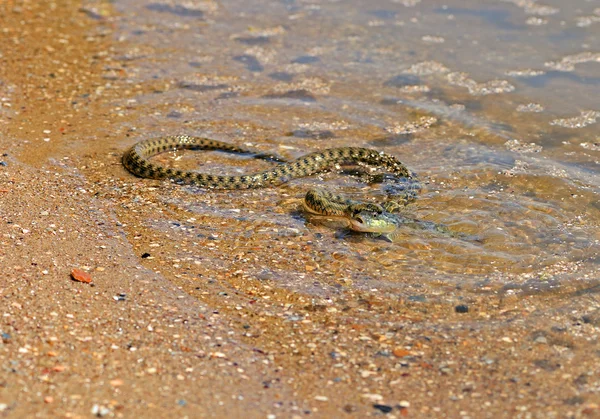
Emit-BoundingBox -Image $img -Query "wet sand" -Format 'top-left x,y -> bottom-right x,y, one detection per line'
1,1 -> 600,418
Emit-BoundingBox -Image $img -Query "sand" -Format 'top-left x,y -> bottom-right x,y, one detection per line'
0,1 -> 599,418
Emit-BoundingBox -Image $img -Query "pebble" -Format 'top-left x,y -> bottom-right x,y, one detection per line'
455,304 -> 469,313
210,352 -> 227,359
393,347 -> 411,358
70,268 -> 93,284
361,393 -> 383,402
373,404 -> 393,413
91,404 -> 111,417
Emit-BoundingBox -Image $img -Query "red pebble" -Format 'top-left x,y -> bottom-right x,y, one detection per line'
70,268 -> 92,284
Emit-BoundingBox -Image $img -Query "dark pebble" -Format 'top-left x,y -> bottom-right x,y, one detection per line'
343,404 -> 357,413
0,161 -> 7,167
455,304 -> 469,313
141,252 -> 150,258
373,404 -> 393,413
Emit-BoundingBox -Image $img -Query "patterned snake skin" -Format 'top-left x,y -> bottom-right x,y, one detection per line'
122,135 -> 420,223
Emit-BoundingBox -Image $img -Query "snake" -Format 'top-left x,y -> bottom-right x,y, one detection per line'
122,135 -> 420,233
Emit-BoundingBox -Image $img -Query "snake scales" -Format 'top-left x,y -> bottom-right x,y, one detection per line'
122,135 -> 420,232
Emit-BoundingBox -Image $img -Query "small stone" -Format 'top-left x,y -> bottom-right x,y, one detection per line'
110,379 -> 124,387
361,393 -> 384,402
455,304 -> 469,313
393,347 -> 411,358
71,268 -> 92,284
44,396 -> 54,403
314,396 -> 329,402
210,352 -> 227,359
439,366 -> 452,374
141,252 -> 151,258
373,404 -> 393,413
0,404 -> 7,412
91,404 -> 111,417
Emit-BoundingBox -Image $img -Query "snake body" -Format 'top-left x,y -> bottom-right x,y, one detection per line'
122,135 -> 420,232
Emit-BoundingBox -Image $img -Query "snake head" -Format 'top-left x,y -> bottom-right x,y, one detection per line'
349,211 -> 398,233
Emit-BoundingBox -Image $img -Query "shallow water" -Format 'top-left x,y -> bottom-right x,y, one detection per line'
86,0 -> 600,297
1,1 -> 599,416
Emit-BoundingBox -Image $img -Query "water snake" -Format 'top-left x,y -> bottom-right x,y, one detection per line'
122,135 -> 420,233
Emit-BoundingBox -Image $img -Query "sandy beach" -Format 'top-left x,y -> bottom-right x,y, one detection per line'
1,1 -> 599,418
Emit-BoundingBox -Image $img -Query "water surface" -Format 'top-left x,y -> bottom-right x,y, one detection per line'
95,0 -> 600,298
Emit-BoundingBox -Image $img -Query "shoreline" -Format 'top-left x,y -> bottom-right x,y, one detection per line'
0,1 -> 599,418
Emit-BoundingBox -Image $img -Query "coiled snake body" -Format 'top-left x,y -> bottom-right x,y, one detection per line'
122,135 -> 420,233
